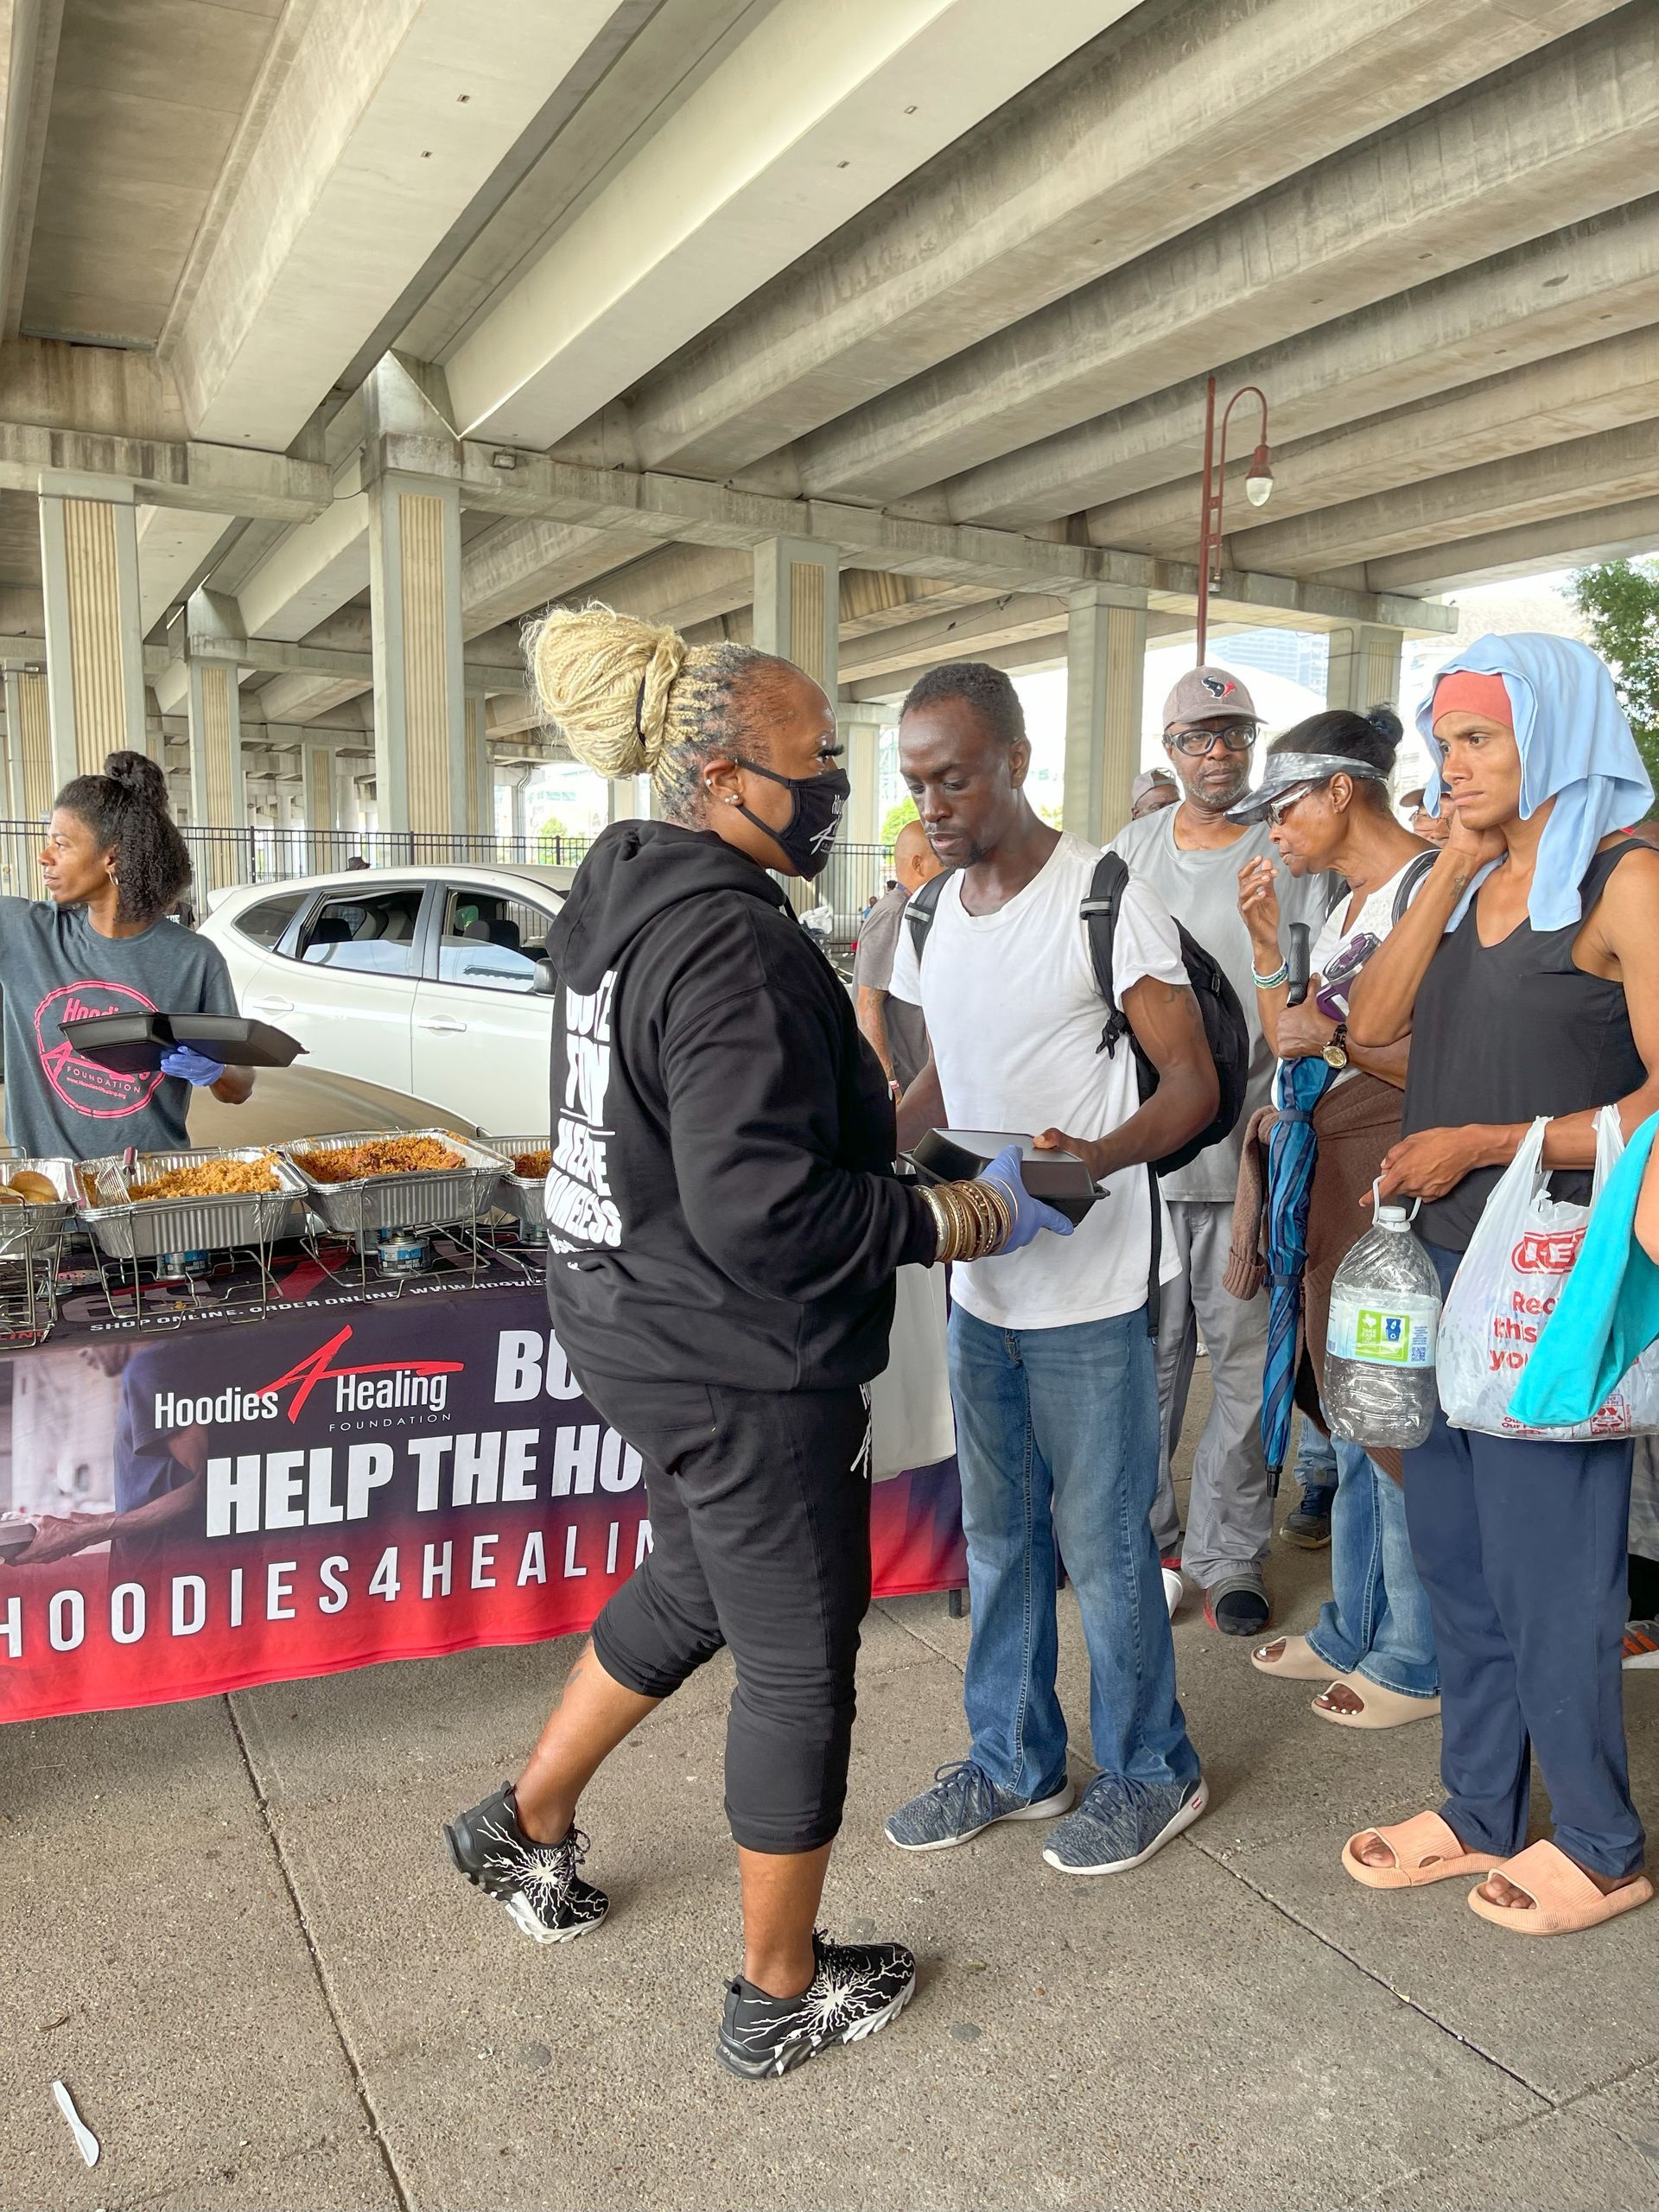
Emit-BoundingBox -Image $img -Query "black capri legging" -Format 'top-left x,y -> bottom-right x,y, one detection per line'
581,1371 -> 873,1854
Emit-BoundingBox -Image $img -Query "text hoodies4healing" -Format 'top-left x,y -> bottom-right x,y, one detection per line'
541,817 -> 934,1395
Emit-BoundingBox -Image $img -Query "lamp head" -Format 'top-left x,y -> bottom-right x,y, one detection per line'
1243,442 -> 1274,508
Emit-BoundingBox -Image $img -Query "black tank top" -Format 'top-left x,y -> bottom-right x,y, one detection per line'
1402,842 -> 1645,1250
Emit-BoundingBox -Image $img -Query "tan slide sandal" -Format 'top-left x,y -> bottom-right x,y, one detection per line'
1343,1809 -> 1499,1889
1313,1681 -> 1441,1730
1251,1633 -> 1338,1681
1468,1840 -> 1654,1937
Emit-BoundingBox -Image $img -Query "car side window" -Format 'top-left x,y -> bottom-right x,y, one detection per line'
296,887 -> 425,976
435,888 -> 556,994
232,891 -> 307,950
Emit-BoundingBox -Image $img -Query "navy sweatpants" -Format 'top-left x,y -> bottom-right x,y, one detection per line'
1400,1242 -> 1643,1879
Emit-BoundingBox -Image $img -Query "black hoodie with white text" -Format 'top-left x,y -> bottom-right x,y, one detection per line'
543,819 -> 937,1394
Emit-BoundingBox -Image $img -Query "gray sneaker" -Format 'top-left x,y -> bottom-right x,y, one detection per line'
1042,1774 -> 1207,1876
885,1758 -> 1075,1853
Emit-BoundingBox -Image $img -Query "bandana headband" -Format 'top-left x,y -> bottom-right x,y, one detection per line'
1431,670 -> 1513,728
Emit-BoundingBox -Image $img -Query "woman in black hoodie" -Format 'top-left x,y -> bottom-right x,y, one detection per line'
445,604 -> 1069,2080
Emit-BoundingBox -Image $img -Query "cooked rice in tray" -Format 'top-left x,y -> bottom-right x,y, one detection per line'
512,1148 -> 550,1179
292,1135 -> 466,1183
133,1154 -> 283,1203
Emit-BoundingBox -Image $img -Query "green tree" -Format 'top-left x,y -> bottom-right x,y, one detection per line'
880,797 -> 918,846
1569,559 -> 1659,811
537,813 -> 570,861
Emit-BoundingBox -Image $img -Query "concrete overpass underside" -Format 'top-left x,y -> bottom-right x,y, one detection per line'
0,0 -> 1654,837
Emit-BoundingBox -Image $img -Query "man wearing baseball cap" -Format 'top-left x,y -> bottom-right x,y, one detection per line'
1130,769 -> 1179,819
1110,666 -> 1338,1636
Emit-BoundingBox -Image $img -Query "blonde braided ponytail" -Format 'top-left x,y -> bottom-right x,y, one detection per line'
525,601 -> 778,823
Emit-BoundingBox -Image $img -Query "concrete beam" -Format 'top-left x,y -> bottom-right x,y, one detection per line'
236,487 -> 370,644
178,631 -> 523,695
0,0 -> 59,339
1087,324 -> 1659,556
1363,497 -> 1659,596
837,592 -> 1067,682
443,0 -> 1130,447
957,195 -> 1659,531
0,630 -> 166,674
628,0 -> 1611,480
136,506 -> 238,635
461,518 -> 664,638
788,7 -> 1659,505
442,438 -> 1456,634
842,613 -> 1193,705
837,572 -> 989,639
163,2 -> 631,448
0,421 -> 330,520
1229,419 -> 1659,576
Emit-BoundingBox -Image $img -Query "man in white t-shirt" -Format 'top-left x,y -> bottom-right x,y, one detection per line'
882,662 -> 1216,1878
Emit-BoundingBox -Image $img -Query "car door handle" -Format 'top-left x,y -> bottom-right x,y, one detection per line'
417,1018 -> 467,1033
249,995 -> 294,1013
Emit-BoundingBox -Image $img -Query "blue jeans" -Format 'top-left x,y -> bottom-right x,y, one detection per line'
1305,1437 -> 1439,1699
950,1304 -> 1200,1802
1293,1422 -> 1338,1503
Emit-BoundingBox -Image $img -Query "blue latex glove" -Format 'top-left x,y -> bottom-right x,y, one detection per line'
159,1044 -> 225,1088
977,1143 -> 1076,1253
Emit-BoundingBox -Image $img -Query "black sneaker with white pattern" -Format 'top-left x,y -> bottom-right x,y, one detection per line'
443,1780 -> 608,1945
715,1929 -> 916,2080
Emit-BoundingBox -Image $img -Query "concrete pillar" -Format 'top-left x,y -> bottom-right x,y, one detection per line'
369,469 -> 466,839
3,669 -> 53,819
1063,586 -> 1149,845
836,701 -> 887,846
753,537 -> 838,697
1325,623 -> 1404,715
38,474 -> 149,784
464,697 -> 493,841
299,737 -> 336,834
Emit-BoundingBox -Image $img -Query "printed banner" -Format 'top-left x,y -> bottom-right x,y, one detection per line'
0,1285 -> 965,1724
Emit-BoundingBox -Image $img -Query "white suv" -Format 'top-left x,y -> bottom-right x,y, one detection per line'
201,864 -> 572,1135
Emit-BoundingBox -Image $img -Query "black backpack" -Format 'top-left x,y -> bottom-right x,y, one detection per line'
905,854 -> 1249,1330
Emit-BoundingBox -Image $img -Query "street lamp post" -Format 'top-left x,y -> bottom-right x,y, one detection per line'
1195,377 -> 1274,662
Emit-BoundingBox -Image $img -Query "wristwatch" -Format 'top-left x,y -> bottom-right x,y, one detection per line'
1322,1022 -> 1350,1071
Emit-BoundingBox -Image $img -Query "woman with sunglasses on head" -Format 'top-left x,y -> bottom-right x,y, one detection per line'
1344,633 -> 1659,1936
1231,707 -> 1440,1733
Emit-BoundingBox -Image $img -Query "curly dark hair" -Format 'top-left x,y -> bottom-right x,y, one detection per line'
899,660 -> 1027,747
54,751 -> 193,924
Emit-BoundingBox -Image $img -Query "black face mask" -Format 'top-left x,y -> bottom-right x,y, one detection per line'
732,756 -> 849,880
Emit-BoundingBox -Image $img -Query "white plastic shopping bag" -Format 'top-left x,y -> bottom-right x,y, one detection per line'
1439,1110 -> 1659,1440
868,1263 -> 956,1479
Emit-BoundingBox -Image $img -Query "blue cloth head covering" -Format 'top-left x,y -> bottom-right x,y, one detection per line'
1417,632 -> 1653,931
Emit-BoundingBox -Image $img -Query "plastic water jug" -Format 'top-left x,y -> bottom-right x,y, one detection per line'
1324,1189 -> 1442,1452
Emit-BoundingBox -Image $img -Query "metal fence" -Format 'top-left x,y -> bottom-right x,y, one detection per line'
0,821 -> 896,943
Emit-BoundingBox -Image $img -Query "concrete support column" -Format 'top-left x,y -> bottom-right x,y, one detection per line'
3,669 -> 53,820
1063,586 -> 1149,845
38,474 -> 149,784
464,698 -> 493,842
1325,623 -> 1404,715
369,469 -> 466,839
836,701 -> 887,847
753,537 -> 838,697
299,738 -> 336,835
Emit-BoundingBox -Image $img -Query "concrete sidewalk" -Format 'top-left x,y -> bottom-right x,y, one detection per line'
6,1408 -> 1659,2210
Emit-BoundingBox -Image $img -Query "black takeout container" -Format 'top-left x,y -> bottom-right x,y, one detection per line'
907,1128 -> 1098,1224
60,1013 -> 305,1072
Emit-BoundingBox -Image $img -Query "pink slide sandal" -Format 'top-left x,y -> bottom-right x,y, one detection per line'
1467,1840 -> 1654,1937
1342,1809 -> 1499,1889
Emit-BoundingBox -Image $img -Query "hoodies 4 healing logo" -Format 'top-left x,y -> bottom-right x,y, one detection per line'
547,973 -> 623,1249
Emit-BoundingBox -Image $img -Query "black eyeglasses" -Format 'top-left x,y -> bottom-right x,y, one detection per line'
1165,721 -> 1256,758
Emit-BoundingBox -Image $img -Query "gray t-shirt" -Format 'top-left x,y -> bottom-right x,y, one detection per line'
0,899 -> 238,1160
853,884 -> 931,1090
1109,808 -> 1338,1204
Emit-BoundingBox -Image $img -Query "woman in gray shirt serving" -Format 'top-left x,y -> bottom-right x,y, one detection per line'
2,751 -> 252,1160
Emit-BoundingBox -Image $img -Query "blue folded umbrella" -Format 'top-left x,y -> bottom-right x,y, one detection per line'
1510,1109 -> 1659,1428
1261,1054 -> 1338,1480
